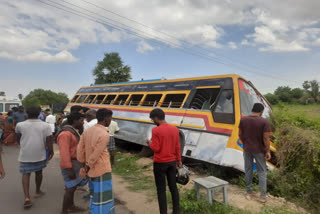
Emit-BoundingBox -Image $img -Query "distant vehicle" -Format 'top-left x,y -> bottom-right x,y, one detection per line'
0,96 -> 21,115
65,74 -> 276,172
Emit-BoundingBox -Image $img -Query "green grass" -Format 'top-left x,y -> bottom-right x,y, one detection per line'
180,190 -> 250,214
113,152 -> 155,192
273,104 -> 320,122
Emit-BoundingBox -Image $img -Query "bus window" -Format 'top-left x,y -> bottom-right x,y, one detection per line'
5,103 -> 19,112
0,104 -> 3,113
128,95 -> 144,106
239,79 -> 271,118
84,95 -> 96,104
103,95 -> 116,105
142,94 -> 162,107
94,95 -> 106,104
190,88 -> 220,110
213,90 -> 235,124
77,95 -> 87,103
114,94 -> 129,105
161,94 -> 186,108
71,95 -> 79,103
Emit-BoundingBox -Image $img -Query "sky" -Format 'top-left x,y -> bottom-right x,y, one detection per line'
1,0 -> 320,99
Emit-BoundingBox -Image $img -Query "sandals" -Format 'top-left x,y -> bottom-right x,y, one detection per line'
24,200 -> 33,209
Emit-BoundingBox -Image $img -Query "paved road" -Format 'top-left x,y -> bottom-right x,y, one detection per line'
0,145 -> 132,214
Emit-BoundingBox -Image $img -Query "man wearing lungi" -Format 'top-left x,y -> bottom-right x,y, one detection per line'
16,106 -> 54,209
77,108 -> 114,214
107,120 -> 119,167
57,112 -> 88,213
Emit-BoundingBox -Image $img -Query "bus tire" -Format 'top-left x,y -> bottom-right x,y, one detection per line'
139,146 -> 154,157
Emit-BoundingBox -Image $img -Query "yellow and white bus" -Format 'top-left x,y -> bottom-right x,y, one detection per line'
66,74 -> 276,172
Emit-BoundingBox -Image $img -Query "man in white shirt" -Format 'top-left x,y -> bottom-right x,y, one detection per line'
83,109 -> 97,131
107,120 -> 119,166
45,110 -> 56,134
16,107 -> 53,209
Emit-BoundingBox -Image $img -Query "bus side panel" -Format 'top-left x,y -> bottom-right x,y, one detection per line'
114,119 -> 153,145
181,129 -> 230,166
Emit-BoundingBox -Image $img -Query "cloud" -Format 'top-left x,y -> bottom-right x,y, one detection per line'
1,0 -> 320,61
0,50 -> 78,62
228,42 -> 237,49
136,41 -> 155,53
249,26 -> 309,52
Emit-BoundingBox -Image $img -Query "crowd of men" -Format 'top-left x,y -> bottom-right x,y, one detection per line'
0,102 -> 272,214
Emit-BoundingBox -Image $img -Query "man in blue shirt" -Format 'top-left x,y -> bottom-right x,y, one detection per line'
13,106 -> 27,126
13,106 -> 27,144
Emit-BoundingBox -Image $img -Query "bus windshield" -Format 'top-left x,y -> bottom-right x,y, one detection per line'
238,79 -> 271,118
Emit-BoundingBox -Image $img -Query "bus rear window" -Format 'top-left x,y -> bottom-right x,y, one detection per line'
142,94 -> 162,107
0,104 -> 3,112
161,94 -> 186,108
239,79 -> 271,118
71,95 -> 79,103
77,95 -> 87,103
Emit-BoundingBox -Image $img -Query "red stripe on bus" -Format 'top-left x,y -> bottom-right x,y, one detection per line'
68,104 -> 233,134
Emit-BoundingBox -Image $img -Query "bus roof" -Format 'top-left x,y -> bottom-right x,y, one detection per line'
83,74 -> 244,89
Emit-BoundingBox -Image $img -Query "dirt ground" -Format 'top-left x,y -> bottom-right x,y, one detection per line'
113,173 -> 159,214
118,156 -> 308,214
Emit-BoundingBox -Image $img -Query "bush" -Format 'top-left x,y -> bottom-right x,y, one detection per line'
265,93 -> 279,105
268,107 -> 320,211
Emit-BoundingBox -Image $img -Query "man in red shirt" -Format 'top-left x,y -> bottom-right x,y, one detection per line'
147,108 -> 181,214
239,103 -> 271,203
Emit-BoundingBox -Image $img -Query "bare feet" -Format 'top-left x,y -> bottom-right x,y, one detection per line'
35,191 -> 46,198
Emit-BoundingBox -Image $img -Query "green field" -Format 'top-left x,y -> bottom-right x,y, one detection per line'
272,104 -> 320,121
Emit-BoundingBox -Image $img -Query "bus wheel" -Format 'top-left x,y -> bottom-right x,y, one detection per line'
139,146 -> 154,157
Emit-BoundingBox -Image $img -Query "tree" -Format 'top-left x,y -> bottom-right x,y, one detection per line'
274,86 -> 292,103
290,88 -> 304,99
303,80 -> 319,101
93,52 -> 132,84
22,89 -> 69,108
18,94 -> 23,100
0,91 -> 5,96
264,93 -> 279,105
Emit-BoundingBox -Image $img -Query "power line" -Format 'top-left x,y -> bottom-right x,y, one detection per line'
36,0 -> 300,86
78,0 -> 303,85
